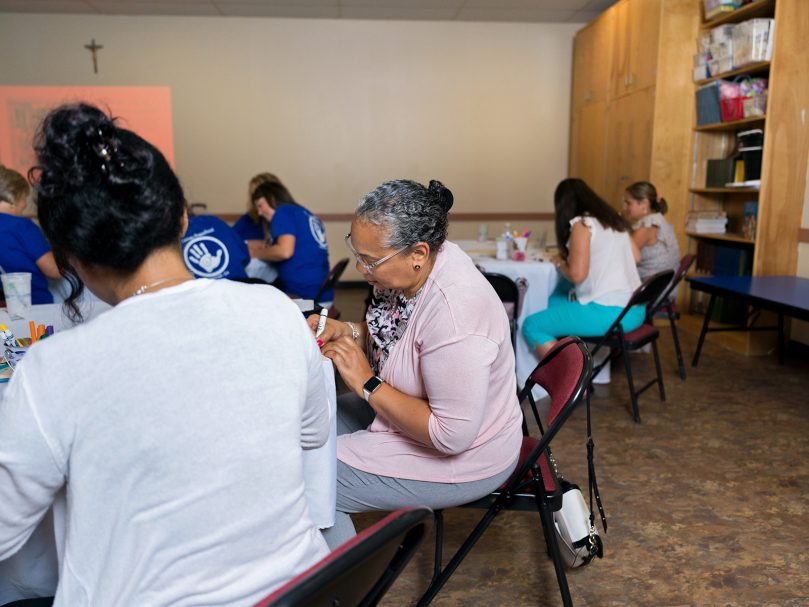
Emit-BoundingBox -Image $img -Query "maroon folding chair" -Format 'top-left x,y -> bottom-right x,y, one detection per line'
651,254 -> 696,380
581,270 -> 675,423
254,506 -> 432,607
418,337 -> 596,607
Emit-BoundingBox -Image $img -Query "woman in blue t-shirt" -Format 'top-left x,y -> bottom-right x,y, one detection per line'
248,181 -> 331,301
0,165 -> 61,304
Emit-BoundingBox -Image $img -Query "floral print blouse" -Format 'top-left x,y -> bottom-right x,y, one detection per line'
366,286 -> 422,374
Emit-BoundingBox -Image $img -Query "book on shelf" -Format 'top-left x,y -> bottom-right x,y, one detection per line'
686,210 -> 728,234
742,201 -> 758,240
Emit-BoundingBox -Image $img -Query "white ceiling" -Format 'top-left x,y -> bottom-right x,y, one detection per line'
0,0 -> 618,23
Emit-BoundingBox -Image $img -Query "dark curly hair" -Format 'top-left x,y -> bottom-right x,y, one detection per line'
29,103 -> 186,315
355,179 -> 453,251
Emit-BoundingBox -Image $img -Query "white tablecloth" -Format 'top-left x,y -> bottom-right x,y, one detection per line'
0,305 -> 336,603
245,258 -> 279,284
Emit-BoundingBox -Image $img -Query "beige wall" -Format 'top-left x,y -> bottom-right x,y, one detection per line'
0,13 -> 578,279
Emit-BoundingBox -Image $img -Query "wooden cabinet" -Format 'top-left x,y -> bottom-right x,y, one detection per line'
610,0 -> 662,98
572,10 -> 614,108
684,0 -> 809,354
569,0 -> 698,212
604,87 -> 655,207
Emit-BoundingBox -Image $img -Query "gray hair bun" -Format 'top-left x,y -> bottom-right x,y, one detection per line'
428,179 -> 454,213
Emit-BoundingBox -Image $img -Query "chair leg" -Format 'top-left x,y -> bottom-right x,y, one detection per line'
418,506 -> 502,606
536,495 -> 574,607
668,310 -> 686,380
651,339 -> 666,402
431,510 -> 444,584
620,347 -> 641,423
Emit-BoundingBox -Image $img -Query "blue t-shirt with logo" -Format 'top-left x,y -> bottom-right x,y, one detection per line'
232,213 -> 266,241
182,215 -> 249,280
0,213 -> 54,304
271,204 -> 330,301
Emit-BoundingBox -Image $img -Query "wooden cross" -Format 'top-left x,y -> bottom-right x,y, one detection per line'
84,39 -> 103,74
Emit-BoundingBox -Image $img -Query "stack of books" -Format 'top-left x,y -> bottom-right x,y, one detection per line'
686,210 -> 728,234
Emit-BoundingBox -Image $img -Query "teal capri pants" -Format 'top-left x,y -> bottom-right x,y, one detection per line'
522,283 -> 645,347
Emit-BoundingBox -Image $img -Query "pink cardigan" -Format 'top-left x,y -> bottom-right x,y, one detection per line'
337,241 -> 524,483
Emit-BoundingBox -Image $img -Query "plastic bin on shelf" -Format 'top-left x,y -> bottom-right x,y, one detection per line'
720,97 -> 744,122
743,92 -> 767,118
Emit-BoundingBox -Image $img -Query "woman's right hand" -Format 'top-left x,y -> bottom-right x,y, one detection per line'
306,316 -> 351,347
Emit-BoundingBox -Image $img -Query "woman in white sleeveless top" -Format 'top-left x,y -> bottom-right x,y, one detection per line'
523,178 -> 643,359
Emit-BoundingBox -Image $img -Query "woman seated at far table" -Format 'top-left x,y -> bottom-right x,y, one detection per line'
522,178 -> 643,359
249,181 -> 331,301
622,180 -> 681,296
0,103 -> 331,606
0,165 -> 61,303
310,178 -> 523,549
232,172 -> 281,242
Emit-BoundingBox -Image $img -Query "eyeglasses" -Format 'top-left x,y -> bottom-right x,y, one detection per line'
345,233 -> 408,274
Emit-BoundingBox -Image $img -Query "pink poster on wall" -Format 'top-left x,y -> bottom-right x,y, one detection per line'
0,86 -> 174,175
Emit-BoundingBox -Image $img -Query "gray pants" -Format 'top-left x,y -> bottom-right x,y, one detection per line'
321,393 -> 518,549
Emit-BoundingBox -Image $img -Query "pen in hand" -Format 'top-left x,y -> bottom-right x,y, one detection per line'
315,307 -> 329,339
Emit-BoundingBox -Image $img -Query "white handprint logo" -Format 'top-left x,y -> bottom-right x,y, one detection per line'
183,236 -> 230,278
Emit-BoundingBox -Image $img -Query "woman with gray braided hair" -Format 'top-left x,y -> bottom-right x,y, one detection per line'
309,179 -> 523,548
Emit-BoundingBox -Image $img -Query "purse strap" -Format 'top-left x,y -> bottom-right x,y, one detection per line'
586,388 -> 608,533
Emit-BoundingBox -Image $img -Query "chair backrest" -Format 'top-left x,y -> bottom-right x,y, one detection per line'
254,507 -> 433,607
511,337 -> 592,497
483,272 -> 519,320
518,336 -> 593,437
653,253 -> 695,311
627,269 -> 676,311
315,257 -> 349,304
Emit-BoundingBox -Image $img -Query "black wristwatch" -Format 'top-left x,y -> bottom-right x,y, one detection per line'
362,376 -> 385,401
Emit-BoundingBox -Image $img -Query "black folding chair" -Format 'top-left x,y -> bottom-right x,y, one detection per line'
650,254 -> 695,380
314,258 -> 349,320
255,507 -> 432,607
581,270 -> 675,423
483,272 -> 521,352
418,337 -> 594,607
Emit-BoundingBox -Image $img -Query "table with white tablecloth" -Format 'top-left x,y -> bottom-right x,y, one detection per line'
0,303 -> 336,604
454,240 -> 560,389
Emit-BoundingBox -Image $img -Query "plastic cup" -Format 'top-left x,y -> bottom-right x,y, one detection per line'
1,272 -> 32,319
496,239 -> 510,260
514,236 -> 528,252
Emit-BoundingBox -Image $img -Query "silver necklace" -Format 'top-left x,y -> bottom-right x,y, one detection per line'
132,276 -> 189,297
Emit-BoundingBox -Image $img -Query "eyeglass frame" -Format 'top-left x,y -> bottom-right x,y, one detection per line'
344,233 -> 410,274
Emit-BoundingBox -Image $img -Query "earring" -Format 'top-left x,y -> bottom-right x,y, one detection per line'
414,264 -> 421,271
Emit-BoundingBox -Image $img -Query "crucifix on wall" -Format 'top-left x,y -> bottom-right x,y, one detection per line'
84,39 -> 103,74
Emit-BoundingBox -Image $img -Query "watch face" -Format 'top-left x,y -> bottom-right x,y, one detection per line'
363,376 -> 383,400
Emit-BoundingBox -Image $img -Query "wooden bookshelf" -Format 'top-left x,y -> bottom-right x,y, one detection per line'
686,231 -> 755,245
695,60 -> 770,86
703,0 -> 776,27
695,115 -> 766,132
689,187 -> 759,194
